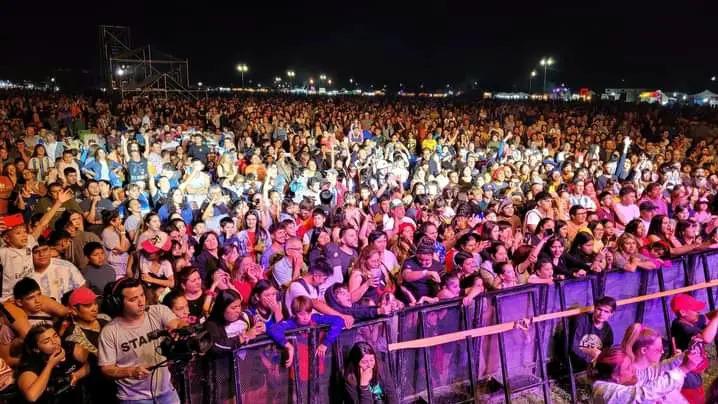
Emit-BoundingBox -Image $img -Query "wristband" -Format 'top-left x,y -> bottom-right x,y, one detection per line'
206,290 -> 216,298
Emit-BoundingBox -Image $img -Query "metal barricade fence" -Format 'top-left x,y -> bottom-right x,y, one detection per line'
599,269 -> 645,343
493,284 -> 550,403
174,249 -> 718,404
333,318 -> 394,404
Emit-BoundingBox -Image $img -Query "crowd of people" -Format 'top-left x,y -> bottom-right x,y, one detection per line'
0,90 -> 717,403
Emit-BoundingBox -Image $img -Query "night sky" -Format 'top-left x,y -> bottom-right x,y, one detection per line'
2,1 -> 717,92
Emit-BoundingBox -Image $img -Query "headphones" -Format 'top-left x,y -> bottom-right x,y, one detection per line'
102,277 -> 135,318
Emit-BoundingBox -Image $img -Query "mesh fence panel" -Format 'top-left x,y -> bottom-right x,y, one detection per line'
333,320 -> 393,404
422,303 -> 472,403
690,254 -> 711,306
643,263 -> 684,337
176,359 -> 208,404
602,271 -> 642,341
706,252 -> 718,306
494,288 -> 542,393
475,296 -> 501,381
396,310 -> 425,403
235,337 -> 299,404
540,284 -> 562,366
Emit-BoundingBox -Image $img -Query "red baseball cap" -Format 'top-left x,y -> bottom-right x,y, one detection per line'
398,221 -> 416,235
671,294 -> 705,314
69,287 -> 97,306
0,213 -> 25,233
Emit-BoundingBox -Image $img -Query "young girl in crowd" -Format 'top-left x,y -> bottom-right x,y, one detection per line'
342,342 -> 398,404
204,289 -> 266,404
17,324 -> 89,404
528,259 -> 556,285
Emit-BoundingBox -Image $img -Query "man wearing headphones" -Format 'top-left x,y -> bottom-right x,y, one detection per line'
98,277 -> 184,404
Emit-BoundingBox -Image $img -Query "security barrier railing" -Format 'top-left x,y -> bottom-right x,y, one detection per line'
175,248 -> 718,404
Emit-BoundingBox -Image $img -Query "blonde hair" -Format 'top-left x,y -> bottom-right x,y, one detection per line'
620,323 -> 660,361
616,233 -> 639,254
353,246 -> 382,277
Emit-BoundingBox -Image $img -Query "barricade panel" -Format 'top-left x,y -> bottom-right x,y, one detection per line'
540,284 -> 562,365
643,270 -> 668,337
334,319 -> 393,404
396,310 -> 426,403
705,251 -> 718,305
688,255 -> 708,305
422,303 -> 472,403
234,333 -> 306,404
562,277 -> 595,309
601,271 -> 642,344
176,359 -> 207,404
494,287 -> 543,396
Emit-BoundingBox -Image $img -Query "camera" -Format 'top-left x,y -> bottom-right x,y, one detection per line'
46,373 -> 73,395
148,325 -> 213,365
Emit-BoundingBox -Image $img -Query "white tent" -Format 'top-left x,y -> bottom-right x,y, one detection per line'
689,90 -> 718,106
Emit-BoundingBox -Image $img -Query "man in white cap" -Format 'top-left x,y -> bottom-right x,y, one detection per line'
384,199 -> 416,238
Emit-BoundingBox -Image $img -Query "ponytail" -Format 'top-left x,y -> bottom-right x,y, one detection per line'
620,323 -> 660,362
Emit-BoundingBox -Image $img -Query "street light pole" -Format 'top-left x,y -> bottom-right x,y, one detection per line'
529,70 -> 537,93
236,64 -> 249,88
539,57 -> 554,93
286,70 -> 295,88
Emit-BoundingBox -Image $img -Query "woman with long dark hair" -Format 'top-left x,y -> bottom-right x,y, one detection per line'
193,231 -> 221,284
538,236 -> 586,279
647,214 -> 700,256
204,289 -> 265,404
307,227 -> 332,268
17,324 -> 89,404
157,188 -> 194,225
566,232 -> 599,274
237,209 -> 270,262
342,341 -> 397,403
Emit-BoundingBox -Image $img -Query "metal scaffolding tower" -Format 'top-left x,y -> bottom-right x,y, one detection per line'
98,25 -> 195,99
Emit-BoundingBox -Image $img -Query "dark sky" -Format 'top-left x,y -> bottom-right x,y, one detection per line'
2,1 -> 717,92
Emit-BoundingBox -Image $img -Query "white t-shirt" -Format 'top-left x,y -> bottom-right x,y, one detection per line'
613,203 -> 640,227
523,209 -> 544,232
30,258 -> 86,302
381,250 -> 400,273
0,235 -> 38,301
98,305 -> 178,401
285,279 -> 319,317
